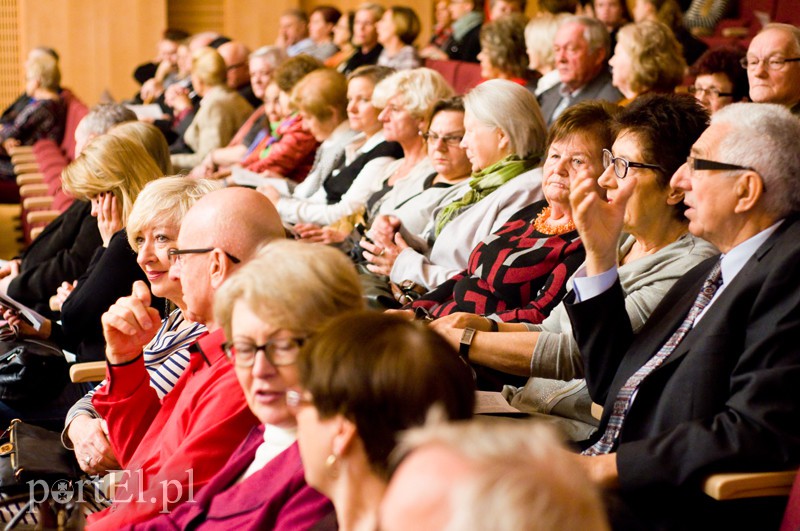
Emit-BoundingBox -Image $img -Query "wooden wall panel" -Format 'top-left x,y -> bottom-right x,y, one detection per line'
169,0 -> 224,34
18,0 -> 166,107
0,0 -> 21,112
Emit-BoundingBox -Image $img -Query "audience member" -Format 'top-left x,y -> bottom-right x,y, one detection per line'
440,0 -> 484,63
489,0 -> 526,20
63,176 -> 217,478
305,5 -> 342,61
264,65 -> 401,231
524,13 -> 570,95
0,104 -> 136,316
744,23 -> 800,115
86,187 -> 285,528
135,28 -> 190,104
170,47 -> 254,171
688,45 -> 748,114
326,10 -> 356,69
478,14 -> 532,88
295,311 -> 475,531
121,240 -> 363,529
631,0 -> 707,65
609,20 -> 685,103
190,45 -> 287,178
1,123 -> 168,429
279,9 -> 313,57
376,6 -> 422,70
426,0 -> 453,52
431,96 -> 716,439
383,79 -> 546,292
0,46 -> 60,126
218,40 -> 261,108
0,52 -> 65,191
590,0 -> 630,49
380,418 -> 610,531
566,102 -> 800,528
342,3 -> 385,74
538,16 -> 622,126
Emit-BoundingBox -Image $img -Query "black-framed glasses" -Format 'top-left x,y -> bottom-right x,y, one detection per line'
167,247 -> 241,266
223,336 -> 308,368
420,130 -> 464,147
603,149 -> 664,180
740,56 -> 800,71
687,85 -> 734,98
686,156 -> 756,175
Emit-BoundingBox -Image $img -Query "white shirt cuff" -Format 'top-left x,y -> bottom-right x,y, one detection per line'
572,265 -> 619,302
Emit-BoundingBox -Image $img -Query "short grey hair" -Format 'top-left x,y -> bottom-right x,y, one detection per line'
357,2 -> 386,21
464,79 -> 546,159
249,45 -> 287,69
712,102 -> 800,218
560,15 -> 610,58
75,103 -> 137,143
395,417 -> 610,531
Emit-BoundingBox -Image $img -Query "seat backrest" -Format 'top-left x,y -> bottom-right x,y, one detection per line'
424,58 -> 484,95
59,89 -> 89,161
773,0 -> 800,25
780,469 -> 800,531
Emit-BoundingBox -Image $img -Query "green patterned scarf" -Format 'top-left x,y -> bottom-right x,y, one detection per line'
434,154 -> 539,236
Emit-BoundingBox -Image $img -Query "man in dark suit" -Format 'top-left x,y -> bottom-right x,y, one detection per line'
566,102 -> 800,528
538,16 -> 622,127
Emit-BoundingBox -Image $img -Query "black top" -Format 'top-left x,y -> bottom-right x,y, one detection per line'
54,229 -> 164,362
444,24 -> 482,63
323,140 -> 403,204
342,44 -> 384,75
8,200 -> 102,318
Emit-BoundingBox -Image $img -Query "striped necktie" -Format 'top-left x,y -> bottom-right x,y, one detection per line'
583,259 -> 723,456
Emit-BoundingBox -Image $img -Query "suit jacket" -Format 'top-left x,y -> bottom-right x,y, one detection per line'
566,217 -> 800,527
537,70 -> 623,126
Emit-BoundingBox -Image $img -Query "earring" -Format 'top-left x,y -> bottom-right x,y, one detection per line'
326,453 -> 340,479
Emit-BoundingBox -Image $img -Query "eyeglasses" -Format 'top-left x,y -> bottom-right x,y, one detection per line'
687,85 -> 734,98
285,389 -> 314,410
685,156 -> 756,176
420,130 -> 464,147
740,56 -> 800,71
223,336 -> 307,367
602,149 -> 663,180
167,247 -> 241,266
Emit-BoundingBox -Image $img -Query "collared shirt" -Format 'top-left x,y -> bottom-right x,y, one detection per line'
550,84 -> 585,123
573,222 -> 783,325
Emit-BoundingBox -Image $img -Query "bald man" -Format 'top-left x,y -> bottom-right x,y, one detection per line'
218,41 -> 260,108
87,188 -> 285,529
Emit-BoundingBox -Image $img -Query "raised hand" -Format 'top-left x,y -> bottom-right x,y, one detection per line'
570,169 -> 636,276
101,281 -> 161,365
96,192 -> 123,247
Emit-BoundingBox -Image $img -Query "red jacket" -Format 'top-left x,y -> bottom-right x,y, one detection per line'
240,114 -> 319,183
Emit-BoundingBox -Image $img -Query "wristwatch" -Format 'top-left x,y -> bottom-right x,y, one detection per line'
459,327 -> 476,361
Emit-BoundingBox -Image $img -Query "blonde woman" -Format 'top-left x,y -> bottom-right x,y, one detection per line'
1,127 -> 167,429
608,20 -> 686,104
170,47 -> 253,171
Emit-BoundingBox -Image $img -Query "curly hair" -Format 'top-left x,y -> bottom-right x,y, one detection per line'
480,13 -> 529,79
616,20 -> 685,95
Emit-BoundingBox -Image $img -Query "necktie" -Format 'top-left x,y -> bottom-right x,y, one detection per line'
583,260 -> 723,456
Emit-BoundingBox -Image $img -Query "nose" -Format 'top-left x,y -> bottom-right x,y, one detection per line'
751,59 -> 769,77
136,239 -> 155,269
552,156 -> 570,176
597,164 -> 616,190
670,161 -> 691,192
168,258 -> 181,281
378,107 -> 389,122
252,347 -> 278,377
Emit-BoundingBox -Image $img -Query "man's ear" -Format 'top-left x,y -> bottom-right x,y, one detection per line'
733,171 -> 764,214
208,249 -> 230,290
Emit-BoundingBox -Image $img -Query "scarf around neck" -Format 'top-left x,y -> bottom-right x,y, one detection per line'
434,154 -> 538,236
452,11 -> 483,41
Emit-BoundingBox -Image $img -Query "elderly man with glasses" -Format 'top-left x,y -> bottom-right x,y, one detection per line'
744,23 -> 800,115
566,102 -> 800,529
86,187 -> 285,529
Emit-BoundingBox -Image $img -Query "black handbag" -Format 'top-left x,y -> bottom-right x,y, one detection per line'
0,339 -> 69,404
0,419 -> 81,494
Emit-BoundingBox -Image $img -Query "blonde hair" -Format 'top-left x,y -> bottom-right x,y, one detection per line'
127,176 -> 221,251
26,53 -> 60,91
192,46 -> 227,87
107,121 -> 173,175
372,67 -> 454,121
525,13 -> 570,71
214,240 -> 364,341
291,68 -> 348,123
61,135 -> 164,225
616,20 -> 685,95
